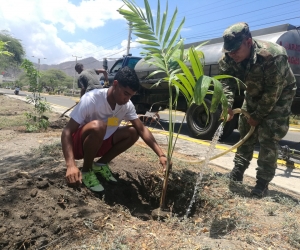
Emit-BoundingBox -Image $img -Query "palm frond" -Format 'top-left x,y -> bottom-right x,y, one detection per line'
155,0 -> 160,36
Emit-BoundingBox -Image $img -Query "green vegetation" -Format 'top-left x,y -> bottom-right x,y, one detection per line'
21,59 -> 51,132
40,69 -> 73,93
0,41 -> 13,57
17,68 -> 73,94
0,31 -> 25,77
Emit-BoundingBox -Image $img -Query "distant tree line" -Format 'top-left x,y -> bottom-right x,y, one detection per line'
17,69 -> 74,94
0,31 -> 75,94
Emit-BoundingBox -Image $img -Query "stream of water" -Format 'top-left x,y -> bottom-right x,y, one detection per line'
185,123 -> 224,218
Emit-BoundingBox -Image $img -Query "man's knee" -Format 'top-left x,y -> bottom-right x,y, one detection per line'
128,126 -> 139,142
82,120 -> 107,138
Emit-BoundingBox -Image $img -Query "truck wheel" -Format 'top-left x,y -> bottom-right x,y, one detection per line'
135,104 -> 147,115
220,114 -> 238,140
186,100 -> 221,140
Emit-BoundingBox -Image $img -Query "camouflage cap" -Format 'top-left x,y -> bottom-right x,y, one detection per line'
222,22 -> 250,52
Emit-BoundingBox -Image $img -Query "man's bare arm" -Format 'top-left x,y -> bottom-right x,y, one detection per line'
61,118 -> 81,185
130,118 -> 167,170
96,69 -> 108,81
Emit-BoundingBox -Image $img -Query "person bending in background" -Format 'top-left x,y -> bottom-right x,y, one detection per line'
75,63 -> 108,97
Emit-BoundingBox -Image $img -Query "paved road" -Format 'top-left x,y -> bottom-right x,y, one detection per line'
1,89 -> 77,108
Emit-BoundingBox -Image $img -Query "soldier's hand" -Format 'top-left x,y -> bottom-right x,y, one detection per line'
247,117 -> 259,126
222,108 -> 234,121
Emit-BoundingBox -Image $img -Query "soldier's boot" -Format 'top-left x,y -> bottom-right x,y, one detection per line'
250,178 -> 269,198
226,165 -> 247,183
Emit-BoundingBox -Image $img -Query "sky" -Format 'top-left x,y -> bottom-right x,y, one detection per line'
0,0 -> 299,67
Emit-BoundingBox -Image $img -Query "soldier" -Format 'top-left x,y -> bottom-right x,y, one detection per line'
219,22 -> 296,197
75,63 -> 108,97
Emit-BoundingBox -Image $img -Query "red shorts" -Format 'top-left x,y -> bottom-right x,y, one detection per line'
72,126 -> 113,160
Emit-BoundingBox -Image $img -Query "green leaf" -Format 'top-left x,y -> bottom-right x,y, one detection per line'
194,75 -> 211,105
144,0 -> 154,31
155,0 -> 160,36
159,3 -> 167,43
175,74 -> 194,98
171,79 -> 191,101
147,69 -> 166,79
124,0 -> 146,20
166,40 -> 183,63
189,47 -> 203,80
162,7 -> 177,50
213,75 -> 245,94
142,47 -> 162,54
176,59 -> 195,87
134,30 -> 154,36
134,33 -> 157,40
210,78 -> 223,113
138,41 -> 160,46
147,59 -> 167,71
165,18 -> 185,58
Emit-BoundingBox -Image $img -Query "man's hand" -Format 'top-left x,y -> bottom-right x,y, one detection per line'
247,116 -> 260,126
159,155 -> 171,172
66,166 -> 82,186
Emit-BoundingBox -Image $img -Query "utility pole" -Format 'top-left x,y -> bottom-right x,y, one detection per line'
32,56 -> 46,89
72,55 -> 82,96
126,22 -> 132,55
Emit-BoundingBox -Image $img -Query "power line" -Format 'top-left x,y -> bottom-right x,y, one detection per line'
184,0 -> 300,29
185,15 -> 300,42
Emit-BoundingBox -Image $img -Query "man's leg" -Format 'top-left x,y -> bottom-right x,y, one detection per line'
230,114 -> 258,182
81,120 -> 107,172
251,116 -> 289,197
96,125 -> 139,164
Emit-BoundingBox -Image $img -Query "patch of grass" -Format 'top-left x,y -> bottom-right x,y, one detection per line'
29,142 -> 63,158
0,113 -> 27,129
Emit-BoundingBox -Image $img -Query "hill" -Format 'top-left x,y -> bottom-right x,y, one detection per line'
37,57 -> 117,77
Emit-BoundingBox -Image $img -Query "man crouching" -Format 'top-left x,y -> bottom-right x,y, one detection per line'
61,66 -> 167,192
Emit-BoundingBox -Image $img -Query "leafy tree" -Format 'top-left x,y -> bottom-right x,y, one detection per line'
40,69 -> 73,92
0,41 -> 14,56
0,31 -> 25,77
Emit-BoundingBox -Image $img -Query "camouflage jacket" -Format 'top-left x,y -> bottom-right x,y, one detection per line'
218,39 -> 296,122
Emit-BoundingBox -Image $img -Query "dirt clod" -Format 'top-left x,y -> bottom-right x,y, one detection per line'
151,207 -> 171,220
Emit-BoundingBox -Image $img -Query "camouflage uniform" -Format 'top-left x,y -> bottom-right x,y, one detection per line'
219,23 -> 296,182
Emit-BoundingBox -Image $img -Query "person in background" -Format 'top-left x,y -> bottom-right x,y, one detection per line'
75,63 -> 108,97
61,66 -> 167,192
219,22 -> 296,197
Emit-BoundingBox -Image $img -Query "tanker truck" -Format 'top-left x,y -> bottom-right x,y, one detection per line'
133,23 -> 300,140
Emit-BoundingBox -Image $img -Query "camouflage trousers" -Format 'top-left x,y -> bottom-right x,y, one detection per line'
234,93 -> 294,182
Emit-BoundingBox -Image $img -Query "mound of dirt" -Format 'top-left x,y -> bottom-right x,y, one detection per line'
49,117 -> 69,129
